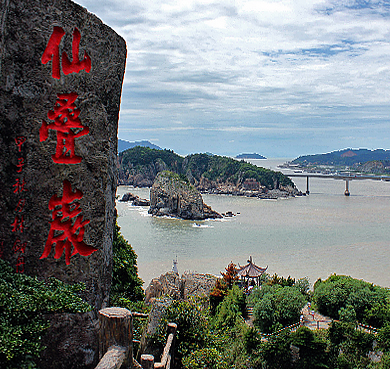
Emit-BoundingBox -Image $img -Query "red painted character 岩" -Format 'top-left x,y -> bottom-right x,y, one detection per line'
40,92 -> 89,164
40,180 -> 96,265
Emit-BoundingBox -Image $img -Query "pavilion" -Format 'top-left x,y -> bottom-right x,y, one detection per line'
237,256 -> 268,287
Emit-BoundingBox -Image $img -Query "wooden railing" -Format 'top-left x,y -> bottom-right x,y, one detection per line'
95,307 -> 133,369
140,323 -> 177,369
95,307 -> 176,369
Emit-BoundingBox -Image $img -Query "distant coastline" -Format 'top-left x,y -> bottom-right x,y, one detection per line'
236,153 -> 267,159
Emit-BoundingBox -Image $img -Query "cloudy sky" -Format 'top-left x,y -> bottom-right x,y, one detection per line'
75,0 -> 390,158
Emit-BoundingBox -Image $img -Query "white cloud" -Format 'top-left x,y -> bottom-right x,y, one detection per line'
74,0 -> 390,157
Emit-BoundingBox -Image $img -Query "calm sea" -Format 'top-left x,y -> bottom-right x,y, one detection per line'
116,159 -> 390,289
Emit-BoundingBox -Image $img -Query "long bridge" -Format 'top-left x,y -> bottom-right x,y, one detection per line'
285,173 -> 390,196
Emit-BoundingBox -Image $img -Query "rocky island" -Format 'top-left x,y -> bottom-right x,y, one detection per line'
118,146 -> 301,198
236,153 -> 266,159
148,171 -> 222,220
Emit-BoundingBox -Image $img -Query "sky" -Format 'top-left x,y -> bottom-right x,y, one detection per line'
74,0 -> 390,158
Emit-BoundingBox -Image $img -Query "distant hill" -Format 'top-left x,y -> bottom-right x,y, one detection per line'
292,148 -> 390,166
236,153 -> 266,159
118,139 -> 162,153
118,146 -> 294,191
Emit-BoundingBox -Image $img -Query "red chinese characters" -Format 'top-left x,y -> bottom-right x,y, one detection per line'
41,26 -> 91,79
13,240 -> 27,273
40,92 -> 89,164
40,25 -> 94,265
15,136 -> 27,152
11,136 -> 27,272
40,180 -> 97,265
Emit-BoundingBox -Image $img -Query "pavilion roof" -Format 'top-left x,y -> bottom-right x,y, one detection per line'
237,256 -> 267,278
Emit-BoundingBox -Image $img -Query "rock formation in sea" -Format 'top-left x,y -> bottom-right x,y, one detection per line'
148,171 -> 222,219
120,192 -> 150,206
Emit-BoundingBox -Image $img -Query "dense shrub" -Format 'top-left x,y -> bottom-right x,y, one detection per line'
153,298 -> 209,361
250,284 -> 306,333
110,223 -> 144,305
313,274 -> 390,326
290,327 -> 330,369
214,285 -> 246,329
260,330 -> 292,369
328,321 -> 375,368
0,259 -> 91,369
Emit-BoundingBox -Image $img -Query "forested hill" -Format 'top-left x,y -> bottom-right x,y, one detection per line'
292,148 -> 390,166
118,146 -> 294,191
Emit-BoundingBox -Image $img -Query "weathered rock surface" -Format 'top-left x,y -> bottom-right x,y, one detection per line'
140,272 -> 218,359
144,271 -> 218,304
148,171 -> 222,220
0,1 -> 126,368
138,297 -> 173,360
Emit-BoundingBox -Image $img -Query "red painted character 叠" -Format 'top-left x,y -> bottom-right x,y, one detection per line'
41,26 -> 91,79
40,92 -> 89,164
40,180 -> 97,265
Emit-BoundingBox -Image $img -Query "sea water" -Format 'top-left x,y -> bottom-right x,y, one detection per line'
116,159 -> 390,289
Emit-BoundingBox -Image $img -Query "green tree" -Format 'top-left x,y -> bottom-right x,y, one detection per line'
214,285 -> 246,329
261,331 -> 292,369
110,223 -> 144,305
328,321 -> 374,368
252,285 -> 306,333
290,327 -> 329,369
313,274 -> 390,326
153,298 -> 209,362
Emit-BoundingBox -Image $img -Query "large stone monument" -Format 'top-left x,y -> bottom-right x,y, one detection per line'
0,0 -> 126,367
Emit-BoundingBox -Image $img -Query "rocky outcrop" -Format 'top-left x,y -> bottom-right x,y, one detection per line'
144,271 -> 218,304
140,272 -> 218,360
120,192 -> 150,206
144,272 -> 184,303
148,171 -> 222,220
138,297 -> 173,360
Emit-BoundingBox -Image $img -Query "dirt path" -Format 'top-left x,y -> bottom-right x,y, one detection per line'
301,302 -> 332,330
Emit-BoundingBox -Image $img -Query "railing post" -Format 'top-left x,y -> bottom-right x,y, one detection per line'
140,354 -> 154,369
98,307 -> 133,369
306,176 -> 310,195
167,323 -> 177,369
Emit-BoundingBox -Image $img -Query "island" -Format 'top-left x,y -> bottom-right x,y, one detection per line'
118,146 -> 300,198
236,153 -> 267,159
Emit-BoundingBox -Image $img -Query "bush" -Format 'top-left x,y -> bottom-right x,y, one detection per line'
0,259 -> 91,369
153,298 -> 209,361
290,327 -> 329,369
214,285 -> 246,329
313,275 -> 390,326
252,284 -> 306,333
261,331 -> 292,369
110,223 -> 144,305
182,347 -> 229,369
